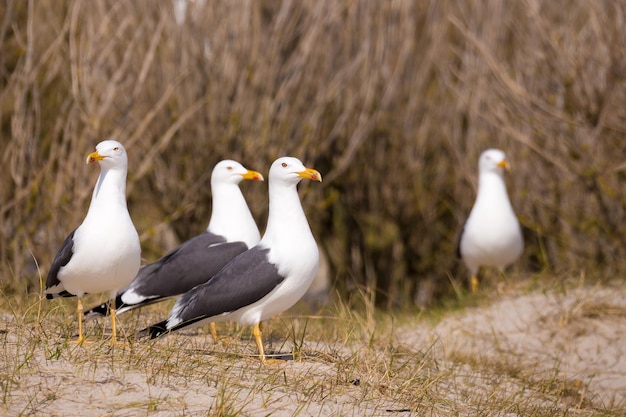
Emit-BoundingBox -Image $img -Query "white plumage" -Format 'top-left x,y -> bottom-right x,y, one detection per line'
205,159 -> 263,248
82,160 -> 263,343
145,157 -> 322,363
46,140 -> 141,345
458,149 -> 523,292
118,160 -> 263,309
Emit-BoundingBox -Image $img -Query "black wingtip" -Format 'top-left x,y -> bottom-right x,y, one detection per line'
139,315 -> 209,340
45,290 -> 74,300
83,302 -> 109,318
83,294 -> 127,319
137,320 -> 170,340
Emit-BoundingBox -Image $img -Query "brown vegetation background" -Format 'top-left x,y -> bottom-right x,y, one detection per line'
2,0 -> 626,308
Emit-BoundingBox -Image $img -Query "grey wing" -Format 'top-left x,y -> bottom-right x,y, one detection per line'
172,246 -> 284,324
125,232 -> 248,300
46,229 -> 76,298
455,223 -> 465,260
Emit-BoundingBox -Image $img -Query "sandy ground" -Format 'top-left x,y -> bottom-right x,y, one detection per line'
2,283 -> 625,416
399,284 -> 626,409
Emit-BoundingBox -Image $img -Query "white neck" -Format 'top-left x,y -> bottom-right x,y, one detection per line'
88,166 -> 128,215
207,183 -> 260,247
475,171 -> 513,210
262,182 -> 313,247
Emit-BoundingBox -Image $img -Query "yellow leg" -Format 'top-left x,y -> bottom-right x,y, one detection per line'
72,299 -> 87,345
210,322 -> 219,343
109,301 -> 127,347
253,322 -> 285,364
253,322 -> 267,363
470,275 -> 479,293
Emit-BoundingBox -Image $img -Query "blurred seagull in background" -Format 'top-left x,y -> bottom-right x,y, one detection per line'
457,149 -> 523,293
142,157 -> 322,364
46,140 -> 141,345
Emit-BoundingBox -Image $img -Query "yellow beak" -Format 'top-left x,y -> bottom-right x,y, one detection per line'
497,159 -> 509,170
241,170 -> 264,181
86,151 -> 105,164
298,168 -> 322,182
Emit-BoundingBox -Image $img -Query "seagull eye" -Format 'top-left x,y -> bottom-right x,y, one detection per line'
113,147 -> 119,152
227,166 -> 233,171
281,162 -> 288,168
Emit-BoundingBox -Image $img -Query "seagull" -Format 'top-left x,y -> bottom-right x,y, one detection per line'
141,157 -> 322,363
83,160 -> 263,341
46,140 -> 141,345
457,149 -> 523,293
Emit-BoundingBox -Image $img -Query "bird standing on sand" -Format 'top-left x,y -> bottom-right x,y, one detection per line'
46,140 -> 141,345
457,149 -> 523,293
142,157 -> 322,364
83,160 -> 263,341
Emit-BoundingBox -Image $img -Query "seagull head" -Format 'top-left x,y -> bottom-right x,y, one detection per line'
479,149 -> 509,175
86,140 -> 128,170
269,157 -> 322,186
211,160 -> 264,187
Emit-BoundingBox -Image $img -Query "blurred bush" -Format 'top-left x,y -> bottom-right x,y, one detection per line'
2,0 -> 625,307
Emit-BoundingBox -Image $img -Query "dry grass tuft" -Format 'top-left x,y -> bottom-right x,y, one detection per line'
2,278 -> 626,415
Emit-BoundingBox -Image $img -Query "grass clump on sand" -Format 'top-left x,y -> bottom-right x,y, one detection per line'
2,276 -> 626,416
